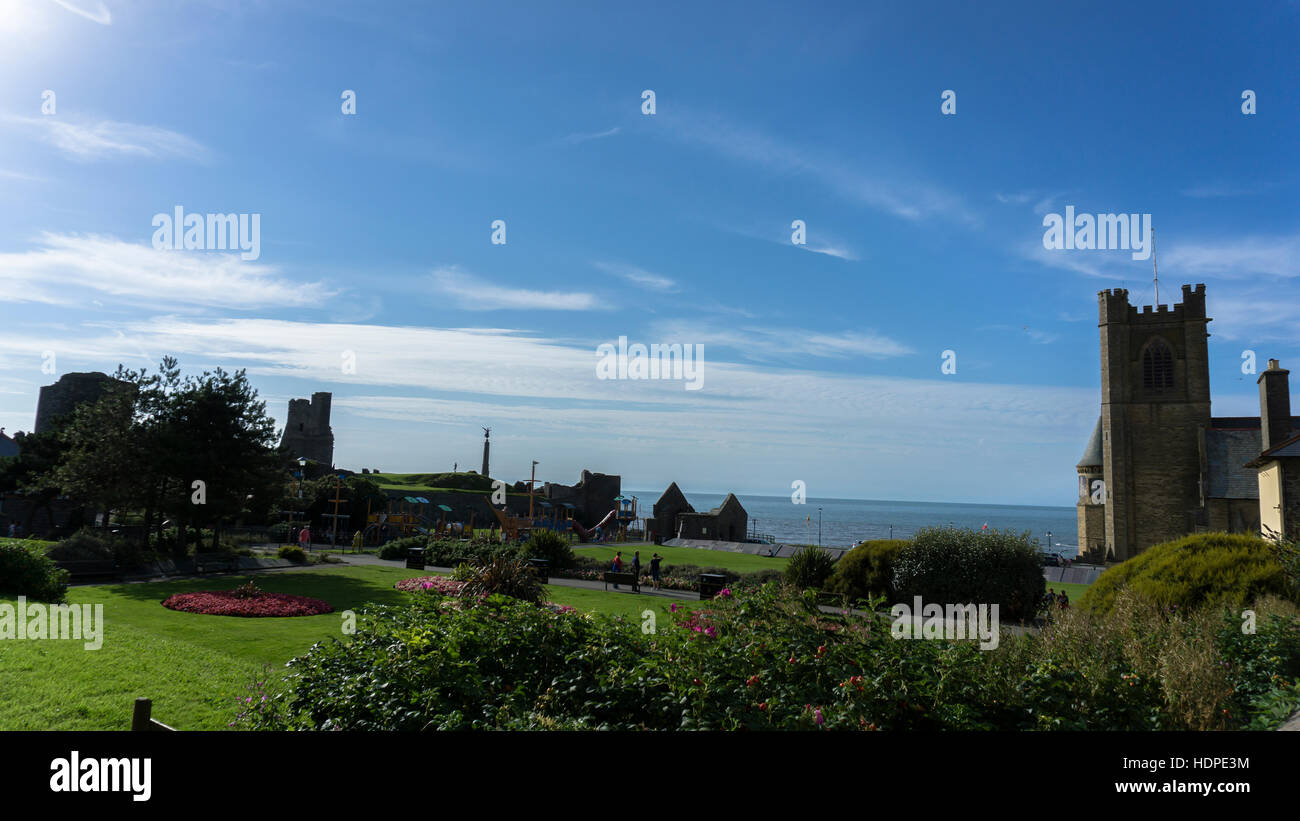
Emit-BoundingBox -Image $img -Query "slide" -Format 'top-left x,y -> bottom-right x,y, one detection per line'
572,509 -> 618,543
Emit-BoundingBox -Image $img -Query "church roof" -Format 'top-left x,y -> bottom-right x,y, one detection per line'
1205,428 -> 1261,499
1076,417 -> 1103,468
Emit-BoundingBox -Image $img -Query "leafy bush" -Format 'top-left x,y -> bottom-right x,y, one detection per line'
48,529 -> 148,568
520,529 -> 574,569
1080,532 -> 1294,618
826,539 -> 909,603
891,527 -> 1044,620
267,522 -> 292,543
239,578 -> 1300,732
735,568 -> 785,588
460,554 -> 544,604
46,530 -> 113,561
149,526 -> 216,558
0,540 -> 69,602
785,545 -> 837,589
278,545 -> 307,563
377,535 -> 429,561
425,537 -> 516,567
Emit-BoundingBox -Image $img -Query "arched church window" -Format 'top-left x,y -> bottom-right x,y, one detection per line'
1142,338 -> 1174,391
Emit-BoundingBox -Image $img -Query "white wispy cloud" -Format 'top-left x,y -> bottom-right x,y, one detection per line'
0,233 -> 330,309
48,0 -> 111,25
431,265 -> 601,311
651,320 -> 914,361
801,243 -> 858,261
995,191 -> 1035,205
1162,235 -> 1300,279
662,108 -> 974,225
3,114 -> 208,162
979,324 -> 1062,345
562,126 -> 621,144
718,221 -> 859,262
592,261 -> 678,292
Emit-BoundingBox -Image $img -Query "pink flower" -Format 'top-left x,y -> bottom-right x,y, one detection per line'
814,708 -> 824,725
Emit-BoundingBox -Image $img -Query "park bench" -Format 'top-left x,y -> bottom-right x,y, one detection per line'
602,571 -> 637,591
56,559 -> 120,583
194,553 -> 241,574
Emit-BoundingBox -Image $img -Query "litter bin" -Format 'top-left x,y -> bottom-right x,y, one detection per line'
529,558 -> 550,581
406,547 -> 426,570
698,573 -> 727,600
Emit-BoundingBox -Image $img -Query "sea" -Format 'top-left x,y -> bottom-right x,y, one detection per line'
624,491 -> 1078,556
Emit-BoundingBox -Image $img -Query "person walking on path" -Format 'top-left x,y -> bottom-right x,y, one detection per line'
611,550 -> 624,589
351,530 -> 364,552
631,550 -> 642,593
299,525 -> 312,551
650,553 -> 662,590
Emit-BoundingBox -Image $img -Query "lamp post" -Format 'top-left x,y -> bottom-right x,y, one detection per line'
817,507 -> 822,548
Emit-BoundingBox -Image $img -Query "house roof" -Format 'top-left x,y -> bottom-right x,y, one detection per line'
1246,430 -> 1300,467
1077,417 -> 1103,468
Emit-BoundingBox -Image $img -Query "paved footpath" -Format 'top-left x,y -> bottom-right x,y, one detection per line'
257,545 -> 700,601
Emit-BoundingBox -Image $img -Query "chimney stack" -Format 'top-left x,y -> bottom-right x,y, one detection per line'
1258,359 -> 1292,451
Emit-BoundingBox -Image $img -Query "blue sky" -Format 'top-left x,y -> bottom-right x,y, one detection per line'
0,0 -> 1297,506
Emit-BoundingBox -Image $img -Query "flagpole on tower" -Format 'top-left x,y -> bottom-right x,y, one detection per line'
1151,220 -> 1159,305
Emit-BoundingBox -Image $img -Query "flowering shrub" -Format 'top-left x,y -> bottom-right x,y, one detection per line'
395,575 -> 467,596
239,582 -> 1300,731
162,587 -> 333,617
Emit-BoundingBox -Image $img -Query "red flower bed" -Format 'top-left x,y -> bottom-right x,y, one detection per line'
161,590 -> 334,617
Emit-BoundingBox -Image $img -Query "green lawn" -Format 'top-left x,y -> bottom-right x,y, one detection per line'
0,564 -> 689,731
1048,581 -> 1090,603
575,543 -> 788,574
543,584 -> 686,621
1,537 -> 57,551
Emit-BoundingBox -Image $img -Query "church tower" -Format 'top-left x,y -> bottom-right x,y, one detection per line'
1097,284 -> 1211,560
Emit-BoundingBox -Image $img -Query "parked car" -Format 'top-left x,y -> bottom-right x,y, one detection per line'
1041,552 -> 1061,567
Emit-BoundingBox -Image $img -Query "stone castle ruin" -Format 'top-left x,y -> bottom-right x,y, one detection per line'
34,372 -> 121,433
281,392 -> 334,467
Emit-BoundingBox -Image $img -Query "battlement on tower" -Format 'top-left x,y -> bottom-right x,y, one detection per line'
1098,283 -> 1207,324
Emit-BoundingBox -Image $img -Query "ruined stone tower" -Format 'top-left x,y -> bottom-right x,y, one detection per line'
34,372 -> 120,433
281,392 -> 334,466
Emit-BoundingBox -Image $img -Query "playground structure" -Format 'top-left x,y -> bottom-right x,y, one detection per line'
487,498 -> 576,542
364,495 -> 473,544
486,468 -> 637,544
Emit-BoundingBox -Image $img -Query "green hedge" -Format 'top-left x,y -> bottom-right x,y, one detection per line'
893,527 -> 1043,620
826,539 -> 909,603
1079,532 -> 1295,618
0,539 -> 69,603
377,535 -> 430,561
